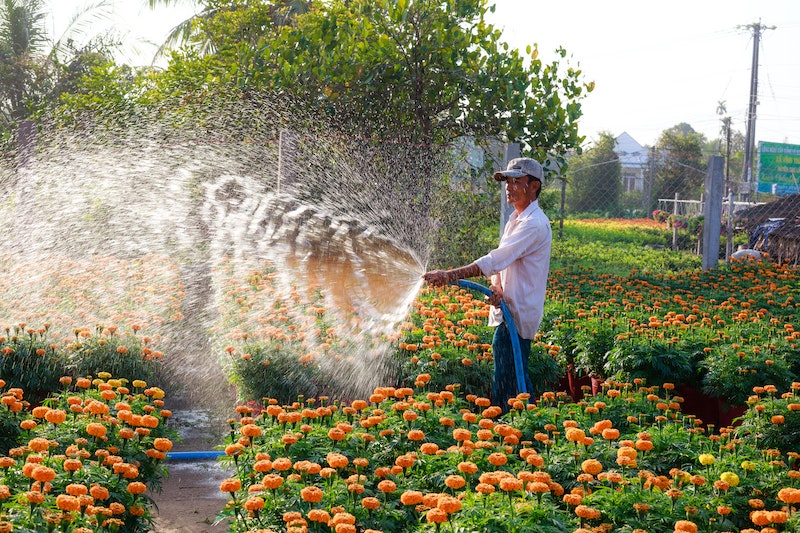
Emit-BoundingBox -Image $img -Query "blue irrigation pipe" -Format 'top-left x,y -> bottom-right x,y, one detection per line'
166,450 -> 224,461
453,279 -> 527,395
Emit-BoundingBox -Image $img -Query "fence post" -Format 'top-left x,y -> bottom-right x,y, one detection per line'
15,120 -> 37,241
277,130 -> 297,193
702,156 -> 725,270
499,143 -> 520,237
671,192 -> 679,251
725,191 -> 735,263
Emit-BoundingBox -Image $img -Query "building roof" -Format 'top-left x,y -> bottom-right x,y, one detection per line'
615,132 -> 649,168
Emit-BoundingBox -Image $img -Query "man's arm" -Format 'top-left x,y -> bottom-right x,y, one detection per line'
423,263 -> 482,287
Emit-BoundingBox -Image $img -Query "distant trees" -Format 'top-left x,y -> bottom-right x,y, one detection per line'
650,123 -> 707,209
566,131 -> 620,214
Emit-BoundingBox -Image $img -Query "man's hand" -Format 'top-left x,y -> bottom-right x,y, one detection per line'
486,284 -> 503,307
422,270 -> 451,287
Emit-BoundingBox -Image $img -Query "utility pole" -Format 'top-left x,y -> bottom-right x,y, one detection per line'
739,20 -> 775,202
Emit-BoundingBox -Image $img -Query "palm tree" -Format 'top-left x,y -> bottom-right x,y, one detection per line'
0,0 -> 112,131
0,0 -> 50,125
145,0 -> 312,59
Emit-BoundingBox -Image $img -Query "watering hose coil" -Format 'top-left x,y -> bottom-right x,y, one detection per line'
454,279 -> 527,395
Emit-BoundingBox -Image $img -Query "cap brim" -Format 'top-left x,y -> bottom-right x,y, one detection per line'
493,170 -> 526,181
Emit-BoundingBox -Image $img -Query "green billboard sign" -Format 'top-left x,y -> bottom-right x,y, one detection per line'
757,141 -> 800,195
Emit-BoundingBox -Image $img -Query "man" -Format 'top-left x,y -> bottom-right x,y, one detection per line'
423,157 -> 552,410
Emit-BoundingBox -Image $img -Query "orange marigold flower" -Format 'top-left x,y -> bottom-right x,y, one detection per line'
498,477 -> 523,492
85,423 -> 107,438
126,482 -> 147,495
420,442 -> 440,455
90,484 -> 109,500
476,482 -> 495,494
426,508 -> 448,524
153,438 -> 173,452
452,428 -> 471,442
488,452 -> 507,466
65,483 -> 88,496
575,504 -> 601,520
407,429 -> 425,441
361,496 -> 381,510
377,480 -> 397,493
445,475 -> 466,490
437,495 -> 462,513
326,453 -> 349,469
308,509 -> 331,523
56,494 -> 81,512
395,454 -> 415,469
458,461 -> 478,474
581,459 -> 603,475
263,474 -> 283,490
32,465 -> 56,483
300,486 -> 323,503
400,490 -> 423,505
241,424 -> 262,438
220,478 -> 241,493
674,520 -> 698,532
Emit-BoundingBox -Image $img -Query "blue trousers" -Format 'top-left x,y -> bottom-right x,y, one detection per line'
491,322 -> 533,412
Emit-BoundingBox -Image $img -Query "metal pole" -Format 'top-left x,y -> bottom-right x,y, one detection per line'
702,156 -> 725,270
277,130 -> 296,193
739,21 -> 774,201
499,143 -> 520,236
672,192 -> 679,251
726,191 -> 735,262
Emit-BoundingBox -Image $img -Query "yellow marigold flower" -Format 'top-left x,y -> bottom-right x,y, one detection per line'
698,453 -> 715,466
719,471 -> 739,487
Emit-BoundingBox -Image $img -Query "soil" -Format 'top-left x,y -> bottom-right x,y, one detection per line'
150,459 -> 232,533
148,408 -> 234,533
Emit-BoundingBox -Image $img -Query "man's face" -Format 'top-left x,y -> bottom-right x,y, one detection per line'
504,176 -> 539,210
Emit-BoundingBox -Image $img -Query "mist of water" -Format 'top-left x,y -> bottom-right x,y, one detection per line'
0,94 -> 455,408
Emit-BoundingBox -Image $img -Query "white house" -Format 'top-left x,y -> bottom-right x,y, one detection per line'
614,132 -> 649,192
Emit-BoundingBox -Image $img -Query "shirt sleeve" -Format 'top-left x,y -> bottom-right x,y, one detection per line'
474,218 -> 547,277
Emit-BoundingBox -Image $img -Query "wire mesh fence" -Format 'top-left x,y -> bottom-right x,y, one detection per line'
459,140 -> 800,268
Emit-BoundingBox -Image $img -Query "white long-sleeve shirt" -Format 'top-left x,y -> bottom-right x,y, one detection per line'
474,200 -> 551,339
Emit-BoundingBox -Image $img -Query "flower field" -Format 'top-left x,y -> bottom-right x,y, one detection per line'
2,218 -> 800,532
0,373 -> 176,532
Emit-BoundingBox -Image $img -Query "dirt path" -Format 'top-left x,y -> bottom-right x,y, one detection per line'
150,459 -> 232,532
149,408 -> 234,532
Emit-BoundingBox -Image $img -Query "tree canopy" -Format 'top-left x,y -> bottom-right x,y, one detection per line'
651,123 -> 707,209
149,0 -> 592,168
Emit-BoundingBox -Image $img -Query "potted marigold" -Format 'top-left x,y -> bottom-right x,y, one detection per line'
701,344 -> 796,423
573,316 -> 616,393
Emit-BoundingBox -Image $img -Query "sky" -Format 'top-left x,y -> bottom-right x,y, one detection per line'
48,1 -> 800,149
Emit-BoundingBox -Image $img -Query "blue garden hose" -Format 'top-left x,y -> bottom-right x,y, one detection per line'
453,279 -> 527,395
167,450 -> 224,461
